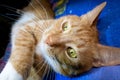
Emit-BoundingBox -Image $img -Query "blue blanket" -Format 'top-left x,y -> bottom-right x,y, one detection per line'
53,0 -> 120,80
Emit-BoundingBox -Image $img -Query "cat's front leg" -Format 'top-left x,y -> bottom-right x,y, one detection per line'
0,61 -> 23,80
0,25 -> 36,80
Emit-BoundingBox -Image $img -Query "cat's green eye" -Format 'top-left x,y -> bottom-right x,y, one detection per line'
66,47 -> 77,58
62,23 -> 69,31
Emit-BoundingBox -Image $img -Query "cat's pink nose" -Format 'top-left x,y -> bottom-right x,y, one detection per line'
45,36 -> 54,46
45,35 -> 61,47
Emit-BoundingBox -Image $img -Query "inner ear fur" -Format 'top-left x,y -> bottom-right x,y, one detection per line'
93,44 -> 120,67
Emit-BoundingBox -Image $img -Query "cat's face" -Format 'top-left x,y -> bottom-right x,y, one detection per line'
39,2 -> 106,76
40,15 -> 96,76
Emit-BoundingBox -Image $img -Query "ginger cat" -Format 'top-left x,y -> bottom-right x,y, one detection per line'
0,1 -> 120,80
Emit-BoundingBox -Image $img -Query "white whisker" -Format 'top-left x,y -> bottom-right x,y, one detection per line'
34,59 -> 44,69
27,5 -> 47,33
44,65 -> 50,80
35,0 -> 48,19
36,0 -> 48,30
31,60 -> 47,78
29,1 -> 44,20
5,13 -> 20,17
34,0 -> 49,30
0,14 -> 17,21
0,5 -> 24,14
49,65 -> 55,80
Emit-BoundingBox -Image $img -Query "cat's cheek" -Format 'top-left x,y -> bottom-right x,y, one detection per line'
0,61 -> 23,80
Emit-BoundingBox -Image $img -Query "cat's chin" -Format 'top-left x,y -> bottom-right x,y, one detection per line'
38,40 -> 80,77
37,40 -> 62,74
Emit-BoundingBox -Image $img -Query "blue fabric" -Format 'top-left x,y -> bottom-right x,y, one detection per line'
54,0 -> 120,80
56,66 -> 120,80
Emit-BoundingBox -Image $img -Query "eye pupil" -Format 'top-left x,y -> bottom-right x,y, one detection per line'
70,50 -> 74,53
67,47 -> 77,58
62,22 -> 68,31
64,26 -> 68,31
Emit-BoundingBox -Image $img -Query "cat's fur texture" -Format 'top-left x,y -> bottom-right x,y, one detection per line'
1,0 -> 120,80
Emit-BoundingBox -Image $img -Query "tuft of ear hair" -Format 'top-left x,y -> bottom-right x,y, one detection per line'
83,2 -> 106,25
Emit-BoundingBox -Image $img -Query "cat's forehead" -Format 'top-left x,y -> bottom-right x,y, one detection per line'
58,15 -> 81,22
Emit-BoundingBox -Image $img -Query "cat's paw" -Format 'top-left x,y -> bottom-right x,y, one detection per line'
0,61 -> 23,80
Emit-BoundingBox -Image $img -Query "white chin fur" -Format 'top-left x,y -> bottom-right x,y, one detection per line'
0,61 -> 23,80
36,40 -> 61,74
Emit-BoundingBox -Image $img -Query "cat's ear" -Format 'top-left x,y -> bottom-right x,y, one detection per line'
93,44 -> 120,67
82,2 -> 106,25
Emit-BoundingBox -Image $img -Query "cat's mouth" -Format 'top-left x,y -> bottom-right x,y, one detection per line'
40,34 -> 82,77
40,39 -> 73,76
39,37 -> 62,73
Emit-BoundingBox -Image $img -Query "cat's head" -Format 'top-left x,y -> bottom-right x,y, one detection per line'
39,2 -> 107,76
